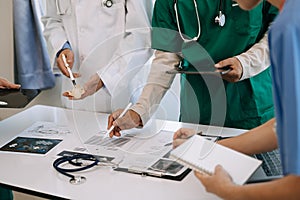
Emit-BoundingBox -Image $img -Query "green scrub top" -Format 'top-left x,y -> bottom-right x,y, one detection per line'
0,186 -> 13,200
152,0 -> 277,129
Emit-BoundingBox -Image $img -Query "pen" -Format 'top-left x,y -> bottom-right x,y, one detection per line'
104,102 -> 133,138
62,54 -> 76,86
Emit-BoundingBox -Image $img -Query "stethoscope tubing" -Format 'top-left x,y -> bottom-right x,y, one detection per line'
53,154 -> 99,179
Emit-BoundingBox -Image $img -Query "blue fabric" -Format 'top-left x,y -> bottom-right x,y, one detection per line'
56,41 -> 72,58
269,0 -> 300,175
14,0 -> 55,89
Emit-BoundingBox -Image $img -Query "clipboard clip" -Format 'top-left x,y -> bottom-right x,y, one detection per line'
166,65 -> 232,75
128,167 -> 164,177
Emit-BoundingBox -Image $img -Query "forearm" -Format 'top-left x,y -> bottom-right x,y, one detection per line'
236,32 -> 270,80
131,51 -> 181,124
219,118 -> 277,155
225,175 -> 300,200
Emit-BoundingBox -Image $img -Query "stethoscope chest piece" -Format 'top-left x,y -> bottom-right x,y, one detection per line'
215,11 -> 226,27
70,176 -> 86,185
103,0 -> 113,8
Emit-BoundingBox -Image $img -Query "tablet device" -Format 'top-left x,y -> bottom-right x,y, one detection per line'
0,88 -> 40,108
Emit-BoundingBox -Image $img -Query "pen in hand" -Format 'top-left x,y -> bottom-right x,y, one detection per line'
104,102 -> 133,138
62,54 -> 76,86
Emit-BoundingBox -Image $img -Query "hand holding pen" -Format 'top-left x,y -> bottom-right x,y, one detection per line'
57,50 -> 79,80
173,128 -> 202,148
62,53 -> 77,86
106,103 -> 143,138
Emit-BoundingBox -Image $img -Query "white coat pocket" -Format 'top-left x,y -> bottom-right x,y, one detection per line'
99,0 -> 126,34
55,0 -> 72,15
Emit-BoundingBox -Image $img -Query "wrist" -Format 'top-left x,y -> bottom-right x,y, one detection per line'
220,184 -> 242,200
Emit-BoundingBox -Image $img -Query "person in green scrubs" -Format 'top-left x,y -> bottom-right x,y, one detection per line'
107,0 -> 278,137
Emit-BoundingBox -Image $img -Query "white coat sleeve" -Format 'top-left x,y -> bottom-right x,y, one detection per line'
98,0 -> 154,96
235,32 -> 270,80
130,50 -> 181,125
41,0 -> 68,69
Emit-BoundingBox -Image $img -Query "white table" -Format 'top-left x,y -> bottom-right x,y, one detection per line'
0,104 -> 246,200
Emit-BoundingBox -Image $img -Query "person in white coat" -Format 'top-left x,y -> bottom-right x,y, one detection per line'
42,0 -> 153,113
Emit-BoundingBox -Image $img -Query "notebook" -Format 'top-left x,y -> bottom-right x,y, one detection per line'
170,135 -> 262,185
247,149 -> 283,183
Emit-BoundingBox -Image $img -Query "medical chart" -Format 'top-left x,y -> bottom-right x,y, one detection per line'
82,129 -> 187,178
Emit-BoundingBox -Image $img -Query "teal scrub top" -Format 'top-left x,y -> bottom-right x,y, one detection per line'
0,186 -> 13,200
152,0 -> 277,129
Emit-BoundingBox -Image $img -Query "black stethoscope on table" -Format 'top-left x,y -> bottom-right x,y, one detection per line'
174,0 -> 226,42
53,154 -> 118,185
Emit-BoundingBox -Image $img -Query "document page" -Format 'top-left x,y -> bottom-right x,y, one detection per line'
0,121 -> 71,155
84,130 -> 174,170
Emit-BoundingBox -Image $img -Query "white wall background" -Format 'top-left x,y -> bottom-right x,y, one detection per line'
0,0 -> 14,82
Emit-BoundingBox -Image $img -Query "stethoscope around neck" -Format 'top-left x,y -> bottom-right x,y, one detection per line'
174,0 -> 226,42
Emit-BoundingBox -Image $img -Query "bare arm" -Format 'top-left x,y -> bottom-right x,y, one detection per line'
219,118 -> 277,155
196,167 -> 300,200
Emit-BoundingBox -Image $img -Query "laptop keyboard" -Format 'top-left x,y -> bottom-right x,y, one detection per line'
255,149 -> 283,176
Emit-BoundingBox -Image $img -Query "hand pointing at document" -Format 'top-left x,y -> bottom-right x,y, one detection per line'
107,107 -> 143,138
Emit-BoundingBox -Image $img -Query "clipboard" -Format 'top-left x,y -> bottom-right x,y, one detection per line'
114,157 -> 191,181
166,65 -> 232,75
57,150 -> 191,181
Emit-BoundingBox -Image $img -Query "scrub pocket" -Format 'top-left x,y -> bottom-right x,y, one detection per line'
230,3 -> 262,36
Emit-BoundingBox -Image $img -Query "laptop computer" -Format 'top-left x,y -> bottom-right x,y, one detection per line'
247,149 -> 283,183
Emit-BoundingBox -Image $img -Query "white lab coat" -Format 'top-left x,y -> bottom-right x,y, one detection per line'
42,0 -> 153,113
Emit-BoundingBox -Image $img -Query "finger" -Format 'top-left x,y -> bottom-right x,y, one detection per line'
73,73 -> 81,78
114,118 -> 126,130
64,50 -> 74,68
173,128 -> 195,140
215,59 -> 232,69
62,92 -> 75,100
62,91 -> 72,97
173,138 -> 188,148
8,83 -> 21,89
173,129 -> 184,140
108,110 -> 122,129
194,171 -> 209,181
215,164 -> 224,174
115,131 -> 121,137
215,164 -> 229,177
110,127 -> 121,138
57,58 -> 69,77
107,114 -> 114,129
